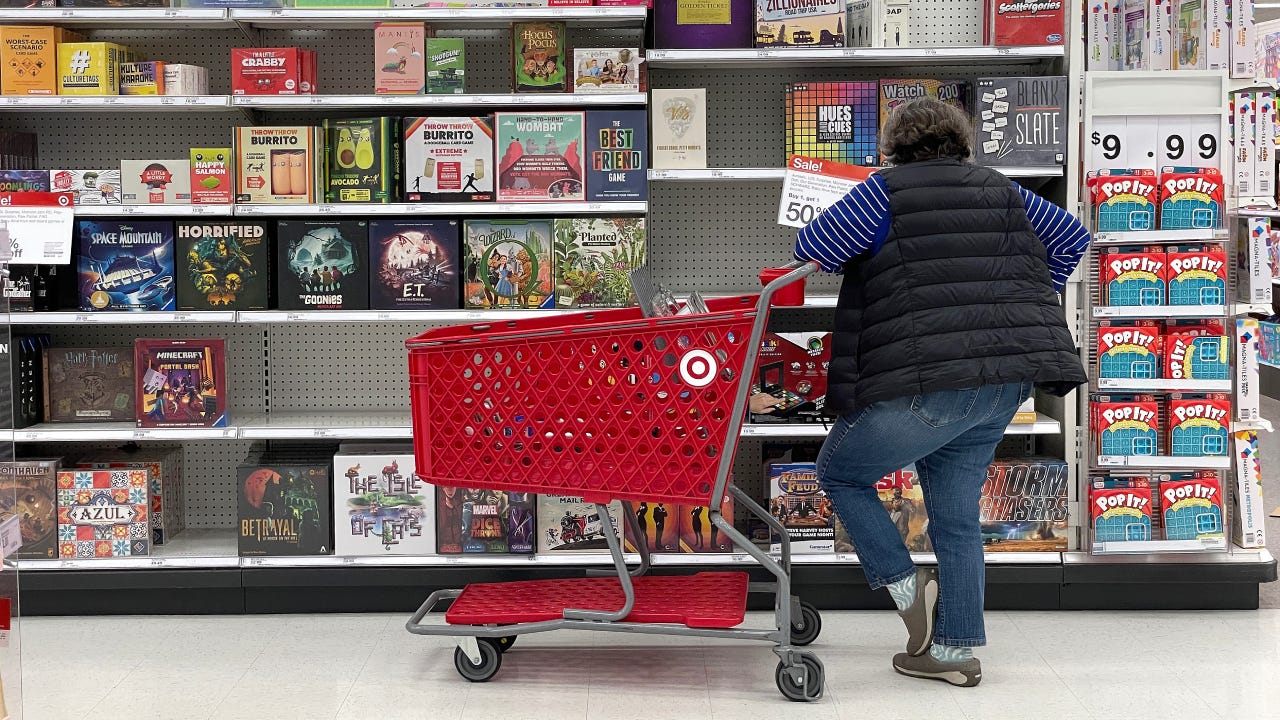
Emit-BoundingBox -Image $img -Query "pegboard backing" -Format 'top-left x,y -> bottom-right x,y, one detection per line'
265,322 -> 416,412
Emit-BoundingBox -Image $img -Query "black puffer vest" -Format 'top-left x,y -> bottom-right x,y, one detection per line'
826,158 -> 1087,416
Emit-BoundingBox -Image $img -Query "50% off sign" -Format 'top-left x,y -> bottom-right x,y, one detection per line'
776,156 -> 874,228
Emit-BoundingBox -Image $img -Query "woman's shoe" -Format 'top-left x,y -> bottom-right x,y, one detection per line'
892,652 -> 982,687
898,567 -> 939,656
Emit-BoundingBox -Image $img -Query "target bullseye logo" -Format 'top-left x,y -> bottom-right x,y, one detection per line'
679,349 -> 717,387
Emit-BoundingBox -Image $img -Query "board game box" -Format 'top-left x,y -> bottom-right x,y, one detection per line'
750,331 -> 831,422
1088,169 -> 1158,231
785,81 -> 878,167
49,169 -> 121,205
537,495 -> 622,553
334,448 -> 433,556
768,463 -> 834,554
573,48 -> 639,93
77,220 -> 175,312
120,159 -> 192,205
622,500 -> 681,552
369,219 -> 460,310
585,109 -> 648,202
1092,394 -> 1160,457
463,219 -> 554,309
495,111 -> 585,202
436,487 -> 535,554
1158,166 -> 1224,229
234,126 -> 323,204
0,170 -> 49,192
0,458 -> 59,559
403,116 -> 495,202
879,79 -> 969,125
1168,392 -> 1231,456
991,0 -> 1066,45
651,88 -> 708,169
1090,476 -> 1153,543
190,148 -> 234,205
981,458 -> 1070,551
553,217 -> 645,308
323,117 -> 402,204
78,445 -> 185,546
1166,243 -> 1227,306
1102,245 -> 1166,306
57,41 -> 125,95
1,26 -> 84,96
874,466 -> 931,552
42,347 -> 134,422
1097,321 -> 1162,380
175,221 -> 270,311
238,461 -> 332,555
57,468 -> 150,558
425,37 -> 465,94
375,22 -> 426,94
972,76 -> 1067,166
512,21 -> 567,92
755,0 -> 846,46
678,496 -> 734,553
276,219 -> 369,311
1165,320 -> 1229,380
1160,471 -> 1224,540
135,338 -> 228,429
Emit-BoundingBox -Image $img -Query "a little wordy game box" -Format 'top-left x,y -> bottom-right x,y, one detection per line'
1088,169 -> 1158,231
1090,476 -> 1153,543
1158,166 -> 1224,230
1168,392 -> 1231,457
1102,245 -> 1166,306
1166,244 -> 1227,306
1097,320 -> 1162,380
1092,394 -> 1160,457
1165,319 -> 1229,380
1159,471 -> 1224,540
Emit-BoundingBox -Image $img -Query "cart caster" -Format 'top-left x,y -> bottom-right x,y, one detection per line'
454,640 -> 502,682
775,652 -> 824,702
790,601 -> 822,647
494,635 -> 517,653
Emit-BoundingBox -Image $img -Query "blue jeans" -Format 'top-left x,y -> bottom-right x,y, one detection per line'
816,382 -> 1032,647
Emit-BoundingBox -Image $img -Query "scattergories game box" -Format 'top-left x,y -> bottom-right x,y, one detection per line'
135,338 -> 228,428
77,220 -> 175,311
277,219 -> 369,310
175,221 -> 271,310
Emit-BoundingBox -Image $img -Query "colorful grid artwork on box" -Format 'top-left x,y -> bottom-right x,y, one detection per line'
1169,393 -> 1230,457
1088,169 -> 1158,231
1102,246 -> 1166,306
1097,321 -> 1162,379
1090,478 -> 1153,542
1158,166 -> 1224,229
1093,396 -> 1160,456
1166,244 -> 1227,305
785,82 -> 879,167
56,469 -> 150,558
1160,471 -> 1224,539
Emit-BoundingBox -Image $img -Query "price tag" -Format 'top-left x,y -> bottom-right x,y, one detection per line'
1093,307 -> 1118,317
17,432 -> 40,442
102,96 -> 120,105
376,312 -> 393,321
132,430 -> 150,440
1091,115 -> 1223,173
74,313 -> 93,323
160,96 -> 177,106
149,558 -> 166,567
164,8 -> 181,17
741,425 -> 759,436
244,557 -> 264,566
309,96 -> 326,105
466,311 -> 485,320
184,96 -> 205,106
317,204 -> 339,214
776,155 -> 873,228
1187,115 -> 1221,168
172,312 -> 191,322
0,192 -> 75,264
1098,378 -> 1123,389
709,169 -> 725,178
286,312 -> 304,321
586,203 -> 603,212
313,428 -> 331,438
755,49 -> 778,58
61,560 -> 81,569
1098,455 -> 1125,466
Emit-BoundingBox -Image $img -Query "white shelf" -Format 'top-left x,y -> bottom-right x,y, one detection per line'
238,411 -> 412,440
233,93 -> 646,110
1093,305 -> 1227,318
1093,228 -> 1229,244
1096,455 -> 1232,469
1097,378 -> 1232,392
0,7 -> 232,27
7,311 -> 236,325
743,413 -> 1061,437
233,201 -> 646,217
230,6 -> 647,28
648,165 -> 1063,182
0,95 -> 232,111
1231,207 -> 1280,217
18,529 -> 239,571
9,423 -> 237,443
236,308 -> 559,323
75,204 -> 234,217
645,46 -> 1063,67
1090,538 -> 1229,555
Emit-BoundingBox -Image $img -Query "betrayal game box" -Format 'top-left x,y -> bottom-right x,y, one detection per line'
0,458 -> 59,559
403,116 -> 495,203
238,462 -> 332,556
553,217 -> 645,308
276,219 -> 369,311
537,495 -> 622,553
77,220 -> 175,312
175,221 -> 270,311
495,111 -> 585,202
135,338 -> 228,429
334,448 -> 433,556
42,347 -> 134,422
56,468 -> 151,558
972,76 -> 1067,166
369,219 -> 460,310
463,219 -> 554,309
436,487 -> 535,554
585,109 -> 648,202
785,82 -> 878,166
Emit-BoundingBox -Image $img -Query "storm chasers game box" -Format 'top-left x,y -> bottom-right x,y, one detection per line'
135,338 -> 228,429
553,218 -> 646,308
981,458 -> 1070,551
972,76 -> 1067,166
42,347 -> 134,422
0,458 -> 59,559
175,221 -> 270,311
495,111 -> 585,202
436,487 -> 535,554
238,461 -> 332,556
369,219 -> 460,310
77,220 -> 175,311
276,219 -> 369,311
334,447 -> 432,556
403,116 -> 495,203
585,109 -> 648,202
56,468 -> 151,558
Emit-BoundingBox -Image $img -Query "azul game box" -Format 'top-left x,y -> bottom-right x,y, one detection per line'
622,500 -> 681,553
981,458 -> 1070,551
768,463 -> 834,554
77,220 -> 176,312
42,347 -> 133,422
323,117 -> 402,204
370,219 -> 460,310
750,331 -> 831,423
512,21 -> 567,92
553,217 -> 646,308
56,468 -> 150,558
436,487 -> 535,554
135,338 -> 228,429
573,48 -> 639,93
1090,476 -> 1153,543
754,0 -> 846,46
1096,321 -> 1162,380
1166,243 -> 1227,306
1092,394 -> 1160,457
403,116 -> 495,203
375,22 -> 426,94
1160,471 -> 1224,540
972,76 -> 1067,166
334,448 -> 433,556
50,169 -> 122,206
1158,166 -> 1224,229
678,496 -> 734,553
175,221 -> 270,311
463,219 -> 554,309
537,495 -> 622,553
785,81 -> 878,166
1088,169 -> 1158,231
1102,245 -> 1166,306
1165,320 -> 1229,380
585,109 -> 648,202
78,445 -> 185,546
238,461 -> 332,556
277,219 -> 370,311
1168,393 -> 1231,456
495,111 -> 586,202
0,458 -> 59,559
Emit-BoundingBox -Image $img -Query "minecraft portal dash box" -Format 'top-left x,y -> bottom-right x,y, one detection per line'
1088,168 -> 1158,231
1166,243 -> 1227,306
1102,245 -> 1166,306
1096,320 -> 1162,380
1164,319 -> 1229,380
1092,394 -> 1160,457
1158,166 -> 1224,230
1168,392 -> 1231,457
1090,476 -> 1153,543
1159,471 -> 1224,540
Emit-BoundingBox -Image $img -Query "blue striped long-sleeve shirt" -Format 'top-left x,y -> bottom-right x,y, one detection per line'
794,173 -> 1091,290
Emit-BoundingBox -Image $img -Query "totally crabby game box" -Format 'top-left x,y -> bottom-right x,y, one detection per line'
1168,392 -> 1231,457
1160,470 -> 1224,540
1158,166 -> 1225,230
1090,476 -> 1153,543
56,469 -> 151,558
135,338 -> 228,429
1102,245 -> 1166,306
1092,394 -> 1160,457
1088,169 -> 1158,231
1165,319 -> 1229,381
1097,320 -> 1162,380
1166,243 -> 1228,306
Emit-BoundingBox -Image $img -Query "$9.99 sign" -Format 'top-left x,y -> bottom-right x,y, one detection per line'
777,156 -> 874,229
1088,115 -> 1221,171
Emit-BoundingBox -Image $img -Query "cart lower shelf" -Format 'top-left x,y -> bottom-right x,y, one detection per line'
444,571 -> 750,629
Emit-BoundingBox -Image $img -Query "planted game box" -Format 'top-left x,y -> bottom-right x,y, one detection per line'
276,219 -> 369,311
1158,166 -> 1224,230
1165,320 -> 1229,380
981,458 -> 1070,551
50,169 -> 121,205
768,463 -> 834,554
369,219 -> 460,310
1168,392 -> 1231,457
1088,169 -> 1158,231
42,347 -> 133,422
750,331 -> 831,423
234,126 -> 322,204
435,487 -> 535,554
495,111 -> 585,202
238,462 -> 332,556
678,496 -> 734,553
375,22 -> 426,94
1090,476 -> 1153,543
553,217 -> 645,308
1092,394 -> 1160,457
1096,320 -> 1162,380
334,448 -> 433,556
622,500 -> 680,553
425,37 -> 465,94
463,219 -> 554,309
512,21 -> 567,92
57,469 -> 150,558
585,109 -> 648,202
77,220 -> 175,312
755,0 -> 846,46
1160,471 -> 1224,540
972,76 -> 1067,166
0,459 -> 58,559
1102,245 -> 1166,306
403,116 -> 495,202
1166,243 -> 1227,305
785,81 -> 878,167
323,117 -> 402,204
78,445 -> 185,546
135,338 -> 228,429
537,495 -> 622,553
573,48 -> 639,93
190,148 -> 234,205
120,159 -> 192,205
175,220 -> 270,310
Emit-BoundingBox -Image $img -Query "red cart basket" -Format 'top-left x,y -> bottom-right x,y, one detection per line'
405,262 -> 825,702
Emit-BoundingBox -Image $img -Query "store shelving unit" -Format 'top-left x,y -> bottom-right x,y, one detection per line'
648,166 -> 1065,181
644,45 -> 1064,68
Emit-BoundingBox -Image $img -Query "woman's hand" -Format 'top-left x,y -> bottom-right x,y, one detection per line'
749,393 -> 782,414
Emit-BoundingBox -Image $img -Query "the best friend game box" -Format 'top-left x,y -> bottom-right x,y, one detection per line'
1090,476 -> 1153,543
1160,471 -> 1224,540
1092,394 -> 1160,457
1097,320 -> 1162,380
1102,245 -> 1166,306
1158,166 -> 1224,230
1166,243 -> 1227,306
1168,392 -> 1231,457
1088,169 -> 1158,231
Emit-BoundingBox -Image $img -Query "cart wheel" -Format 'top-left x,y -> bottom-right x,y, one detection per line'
454,641 -> 502,682
494,635 -> 517,653
790,602 -> 822,647
775,653 -> 824,702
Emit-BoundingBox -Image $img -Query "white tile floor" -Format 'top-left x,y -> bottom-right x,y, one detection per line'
13,608 -> 1280,720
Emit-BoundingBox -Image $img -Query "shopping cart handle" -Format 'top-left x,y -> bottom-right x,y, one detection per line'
760,260 -> 820,304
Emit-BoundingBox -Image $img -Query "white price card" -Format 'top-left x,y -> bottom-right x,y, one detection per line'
0,515 -> 21,561
0,191 -> 74,264
777,155 -> 874,229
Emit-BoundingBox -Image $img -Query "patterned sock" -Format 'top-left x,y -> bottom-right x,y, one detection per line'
886,574 -> 916,612
930,644 -> 974,664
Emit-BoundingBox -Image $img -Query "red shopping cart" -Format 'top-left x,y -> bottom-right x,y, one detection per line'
404,261 -> 825,702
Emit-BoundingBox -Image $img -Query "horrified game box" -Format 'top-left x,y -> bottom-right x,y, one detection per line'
369,219 -> 460,310
135,338 -> 228,428
277,219 -> 369,311
42,347 -> 134,422
238,460 -> 332,556
175,221 -> 270,311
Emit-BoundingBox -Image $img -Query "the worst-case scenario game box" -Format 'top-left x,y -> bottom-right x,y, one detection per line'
135,338 -> 228,428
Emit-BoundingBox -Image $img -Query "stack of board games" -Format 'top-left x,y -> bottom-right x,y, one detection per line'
755,0 -> 846,46
553,218 -> 645,308
495,111 -> 586,202
135,338 -> 228,429
436,487 -> 535,554
276,219 -> 370,311
749,331 -> 831,423
234,126 -> 323,204
76,220 -> 175,312
333,444 -> 433,556
972,76 -> 1067,167
585,109 -> 648,201
238,452 -> 333,556
1090,476 -> 1153,543
846,0 -> 911,47
369,219 -> 460,310
512,21 -> 567,92
463,219 -> 554,309
785,82 -> 878,167
403,116 -> 495,203
42,347 -> 134,423
537,495 -> 623,553
322,117 -> 402,204
573,48 -> 640,93
57,468 -> 151,558
0,458 -> 60,559
77,445 -> 185,545
175,220 -> 271,311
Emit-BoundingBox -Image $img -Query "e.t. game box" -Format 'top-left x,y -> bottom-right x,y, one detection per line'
369,219 -> 460,310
